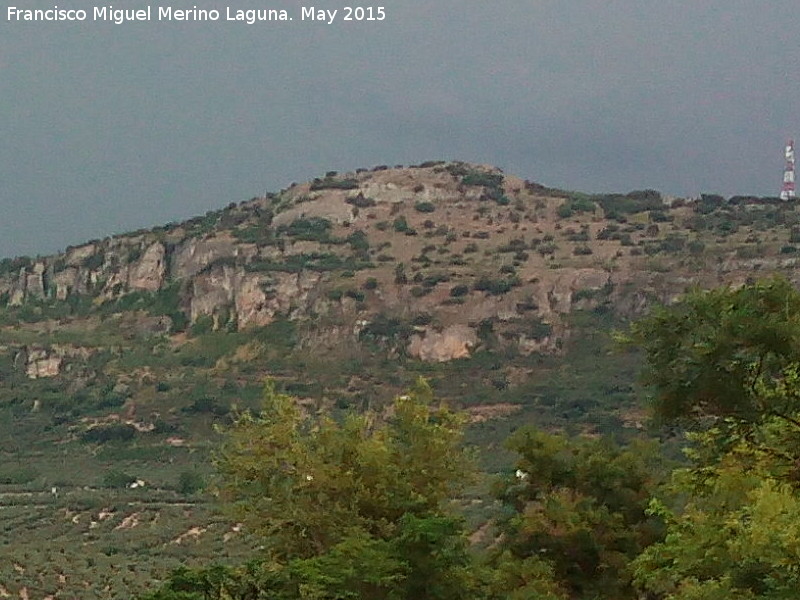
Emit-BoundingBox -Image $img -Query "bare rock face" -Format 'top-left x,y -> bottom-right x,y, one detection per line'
190,265 -> 323,328
359,167 -> 487,205
518,331 -> 560,355
234,271 -> 324,328
128,242 -> 166,292
52,267 -> 85,301
24,348 -> 62,379
190,265 -> 238,322
25,263 -> 46,299
102,265 -> 131,299
408,325 -> 478,362
65,243 -> 97,267
171,237 -> 238,280
545,268 -> 611,314
21,344 -> 96,379
9,269 -> 27,306
133,315 -> 173,336
272,271 -> 322,320
271,197 -> 356,227
234,275 -> 271,328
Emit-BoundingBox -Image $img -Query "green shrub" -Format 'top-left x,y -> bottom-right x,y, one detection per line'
182,397 -> 228,416
414,201 -> 436,213
177,471 -> 205,495
148,282 -> 188,332
345,194 -> 376,208
688,240 -> 706,255
596,190 -> 663,215
310,177 -> 359,191
102,470 -> 137,488
246,253 -> 373,274
450,284 -> 469,297
394,263 -> 408,284
410,286 -> 430,297
659,234 -> 686,254
0,256 -> 32,277
497,238 -> 528,253
421,272 -> 450,288
649,210 -> 672,222
462,171 -> 504,188
152,419 -> 178,434
82,252 -> 105,270
393,216 -> 415,235
359,313 -> 411,340
363,277 -> 379,290
0,466 -> 39,485
537,242 -> 558,256
566,229 -> 590,242
190,314 -> 214,336
409,313 -> 432,327
735,246 -> 760,259
346,230 -> 370,253
558,197 -> 597,219
473,275 -> 520,296
278,217 -> 333,242
694,193 -> 725,214
345,289 -> 365,302
81,424 -> 137,444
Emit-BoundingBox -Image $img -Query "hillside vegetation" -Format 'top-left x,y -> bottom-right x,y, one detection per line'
2,162 -> 800,596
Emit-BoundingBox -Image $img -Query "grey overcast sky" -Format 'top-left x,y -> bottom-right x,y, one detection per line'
2,1 -> 799,258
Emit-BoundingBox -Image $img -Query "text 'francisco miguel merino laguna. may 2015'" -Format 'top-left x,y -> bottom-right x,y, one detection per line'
7,5 -> 387,25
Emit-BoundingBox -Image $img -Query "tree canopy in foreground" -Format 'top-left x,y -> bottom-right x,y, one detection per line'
624,276 -> 800,425
143,278 -> 800,600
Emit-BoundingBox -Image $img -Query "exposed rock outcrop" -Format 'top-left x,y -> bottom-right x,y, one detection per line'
129,242 -> 167,292
16,345 -> 95,379
408,325 -> 478,362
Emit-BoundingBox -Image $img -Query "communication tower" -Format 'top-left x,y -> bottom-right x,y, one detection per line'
781,139 -> 795,200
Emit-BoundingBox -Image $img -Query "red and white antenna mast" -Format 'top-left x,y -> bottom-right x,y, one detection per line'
781,139 -> 795,200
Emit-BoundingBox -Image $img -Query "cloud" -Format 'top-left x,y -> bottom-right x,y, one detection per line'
1,0 -> 799,257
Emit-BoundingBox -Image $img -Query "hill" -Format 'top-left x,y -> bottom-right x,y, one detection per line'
1,161 -> 799,597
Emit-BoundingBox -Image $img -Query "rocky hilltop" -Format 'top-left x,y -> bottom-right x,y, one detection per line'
1,161 -> 799,411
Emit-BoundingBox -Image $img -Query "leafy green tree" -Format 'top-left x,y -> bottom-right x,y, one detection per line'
626,277 -> 800,599
214,378 -> 471,560
491,427 -> 665,599
480,552 -> 568,600
144,379 -> 478,599
634,420 -> 800,600
623,277 -> 800,426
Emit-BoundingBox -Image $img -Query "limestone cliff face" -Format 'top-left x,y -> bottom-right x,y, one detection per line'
14,345 -> 95,379
189,265 -> 323,328
129,242 -> 167,292
0,162 -> 793,364
408,325 -> 478,362
271,197 -> 356,228
171,237 -> 239,281
25,349 -> 62,379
